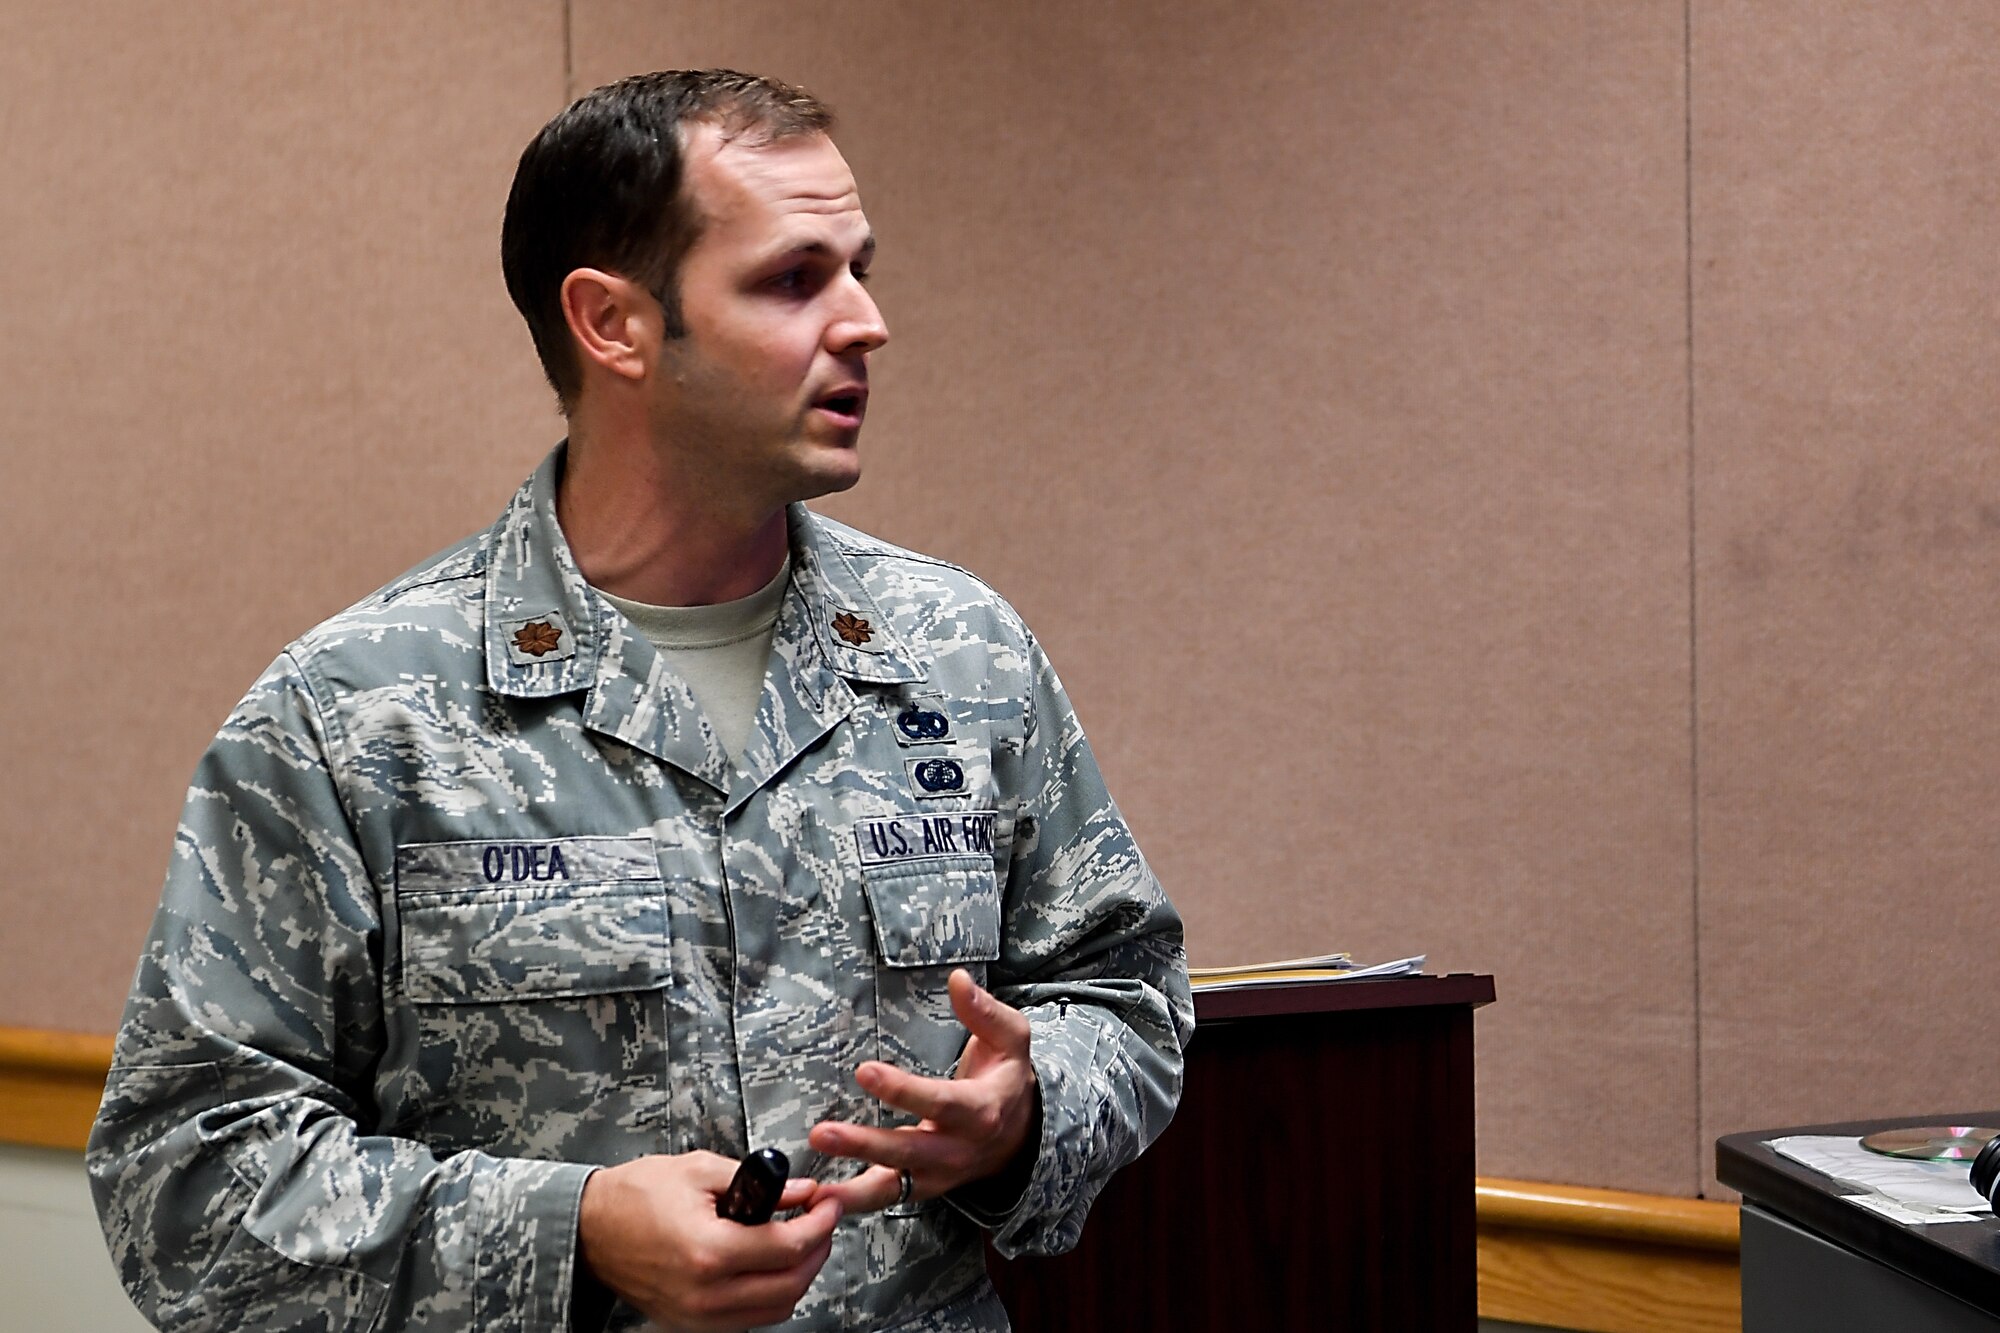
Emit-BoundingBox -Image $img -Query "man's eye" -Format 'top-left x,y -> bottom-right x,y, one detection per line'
769,268 -> 807,293
851,265 -> 872,286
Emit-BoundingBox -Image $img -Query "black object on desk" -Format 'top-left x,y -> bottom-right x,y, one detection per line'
1718,1112 -> 2000,1331
987,972 -> 1495,1331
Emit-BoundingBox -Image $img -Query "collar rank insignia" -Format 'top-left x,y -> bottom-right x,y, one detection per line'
513,619 -> 563,657
831,610 -> 875,646
503,610 -> 576,666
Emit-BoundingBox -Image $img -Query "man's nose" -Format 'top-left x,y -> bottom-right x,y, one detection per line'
830,280 -> 888,356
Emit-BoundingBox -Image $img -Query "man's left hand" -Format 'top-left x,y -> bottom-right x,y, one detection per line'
807,968 -> 1039,1213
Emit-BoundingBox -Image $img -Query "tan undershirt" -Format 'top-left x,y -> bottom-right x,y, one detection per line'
595,557 -> 791,762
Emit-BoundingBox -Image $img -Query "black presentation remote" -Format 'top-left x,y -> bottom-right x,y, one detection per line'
718,1147 -> 790,1225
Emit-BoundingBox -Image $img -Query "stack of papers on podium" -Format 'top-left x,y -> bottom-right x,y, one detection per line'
1768,1136 -> 1992,1225
1187,952 -> 1426,992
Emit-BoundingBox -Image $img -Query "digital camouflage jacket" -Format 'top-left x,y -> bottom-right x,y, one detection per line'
89,448 -> 1192,1332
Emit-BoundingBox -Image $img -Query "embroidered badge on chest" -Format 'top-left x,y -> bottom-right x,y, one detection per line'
892,698 -> 953,746
905,755 -> 968,798
503,610 -> 576,665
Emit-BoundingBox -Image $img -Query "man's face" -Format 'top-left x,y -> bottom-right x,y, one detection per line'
651,126 -> 887,513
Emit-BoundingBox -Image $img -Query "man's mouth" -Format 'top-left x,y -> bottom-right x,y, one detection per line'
813,387 -> 867,425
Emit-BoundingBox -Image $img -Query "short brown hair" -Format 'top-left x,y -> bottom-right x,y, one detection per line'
500,69 -> 834,413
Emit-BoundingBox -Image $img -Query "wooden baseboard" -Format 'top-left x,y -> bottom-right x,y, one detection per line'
1477,1177 -> 1742,1332
1,1027 -> 1742,1331
0,1026 -> 115,1152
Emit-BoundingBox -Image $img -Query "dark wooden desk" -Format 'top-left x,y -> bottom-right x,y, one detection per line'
987,972 -> 1495,1330
1718,1112 -> 2000,1330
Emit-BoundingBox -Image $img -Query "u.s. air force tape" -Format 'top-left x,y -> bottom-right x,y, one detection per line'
855,812 -> 996,864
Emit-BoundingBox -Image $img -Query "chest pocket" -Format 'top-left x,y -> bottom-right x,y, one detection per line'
854,812 -> 1002,967
856,812 -> 1003,1092
395,836 -> 668,1003
860,855 -> 1003,967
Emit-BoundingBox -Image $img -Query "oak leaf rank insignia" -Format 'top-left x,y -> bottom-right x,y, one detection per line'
832,611 -> 874,646
512,619 -> 564,658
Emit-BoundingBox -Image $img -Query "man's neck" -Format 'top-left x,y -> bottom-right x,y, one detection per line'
557,423 -> 790,608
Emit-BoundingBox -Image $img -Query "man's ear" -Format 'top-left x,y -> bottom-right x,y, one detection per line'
560,268 -> 657,386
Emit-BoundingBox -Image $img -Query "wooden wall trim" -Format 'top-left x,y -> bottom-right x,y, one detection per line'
1478,1176 -> 1741,1250
0,1025 -> 114,1152
0,1025 -> 116,1079
1477,1178 -> 1742,1333
0,1029 -> 1745,1330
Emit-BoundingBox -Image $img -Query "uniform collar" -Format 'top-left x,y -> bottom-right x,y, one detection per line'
482,447 -> 928,699
482,446 -> 601,700
782,502 -> 926,690
482,447 -> 927,796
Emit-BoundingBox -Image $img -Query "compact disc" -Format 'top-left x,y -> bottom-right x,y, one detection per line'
1860,1126 -> 2000,1161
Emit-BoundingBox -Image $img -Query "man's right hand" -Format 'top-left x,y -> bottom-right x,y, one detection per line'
577,1151 -> 841,1331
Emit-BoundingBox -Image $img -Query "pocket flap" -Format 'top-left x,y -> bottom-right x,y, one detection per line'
859,854 -> 1002,968
395,836 -> 667,1003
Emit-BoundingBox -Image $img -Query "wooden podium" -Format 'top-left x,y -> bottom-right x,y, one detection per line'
986,972 -> 1495,1330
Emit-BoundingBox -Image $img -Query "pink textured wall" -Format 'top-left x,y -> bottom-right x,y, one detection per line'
0,1 -> 566,1029
4,1 -> 1994,1198
1692,0 -> 2000,1192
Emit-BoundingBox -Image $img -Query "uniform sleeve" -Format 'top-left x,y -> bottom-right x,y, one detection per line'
955,631 -> 1194,1257
86,653 -> 597,1332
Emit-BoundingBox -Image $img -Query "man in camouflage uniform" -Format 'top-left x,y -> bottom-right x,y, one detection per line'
90,70 -> 1190,1332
